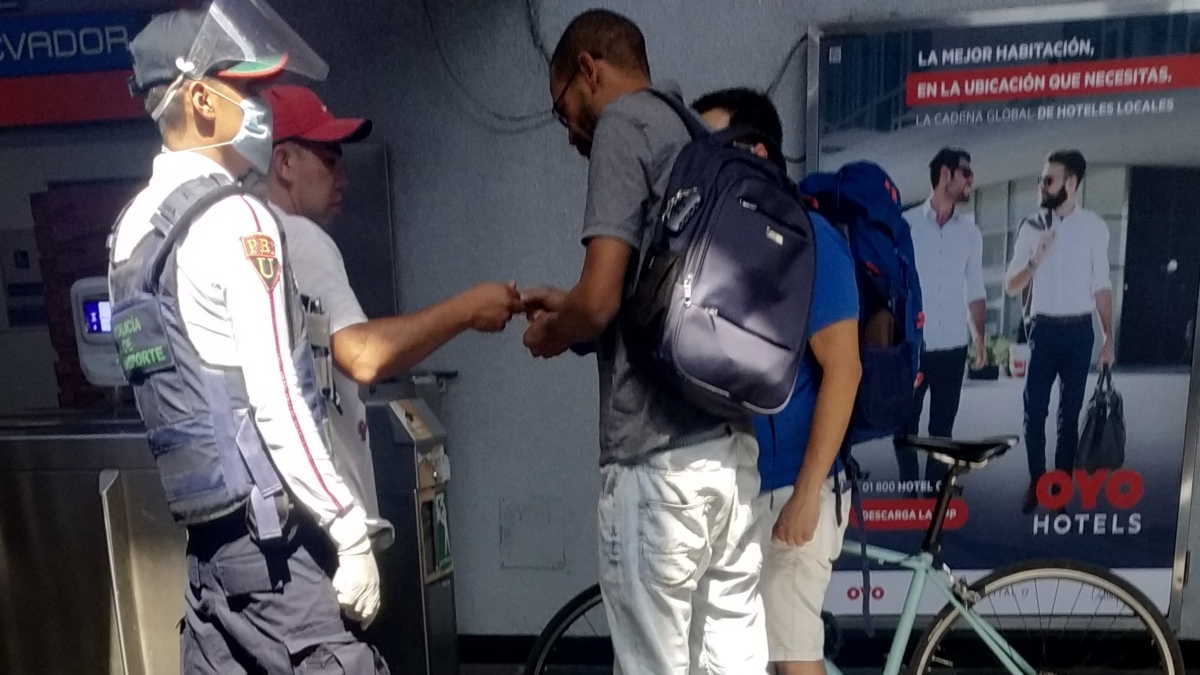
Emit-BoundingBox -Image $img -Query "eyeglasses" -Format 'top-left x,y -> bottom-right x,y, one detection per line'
552,67 -> 580,127
957,165 -> 974,179
1040,175 -> 1058,187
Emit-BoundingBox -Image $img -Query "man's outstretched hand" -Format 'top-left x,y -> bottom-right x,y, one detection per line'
462,281 -> 524,333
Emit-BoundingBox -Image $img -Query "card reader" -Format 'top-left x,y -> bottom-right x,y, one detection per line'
71,276 -> 127,387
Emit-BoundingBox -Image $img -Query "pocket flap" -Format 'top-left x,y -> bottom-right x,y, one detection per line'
285,619 -> 354,659
215,549 -> 286,596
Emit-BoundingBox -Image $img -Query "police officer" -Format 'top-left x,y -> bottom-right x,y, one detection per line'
110,3 -> 389,673
259,84 -> 522,557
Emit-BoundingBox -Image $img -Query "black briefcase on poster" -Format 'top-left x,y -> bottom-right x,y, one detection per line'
1077,367 -> 1126,473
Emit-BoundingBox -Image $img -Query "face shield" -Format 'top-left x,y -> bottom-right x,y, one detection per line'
150,0 -> 328,175
186,0 -> 328,84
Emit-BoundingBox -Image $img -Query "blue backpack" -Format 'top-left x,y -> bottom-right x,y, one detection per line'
621,90 -> 817,420
799,161 -> 923,632
799,161 -> 923,445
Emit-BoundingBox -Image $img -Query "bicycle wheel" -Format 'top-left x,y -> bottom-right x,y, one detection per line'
524,583 -> 612,675
908,558 -> 1183,675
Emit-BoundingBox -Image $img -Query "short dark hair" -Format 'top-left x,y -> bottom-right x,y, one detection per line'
143,82 -> 184,135
929,148 -> 971,188
691,87 -> 785,170
550,9 -> 650,80
1047,149 -> 1087,183
691,88 -> 783,150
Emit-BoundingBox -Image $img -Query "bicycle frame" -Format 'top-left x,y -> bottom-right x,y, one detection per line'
823,539 -> 1037,675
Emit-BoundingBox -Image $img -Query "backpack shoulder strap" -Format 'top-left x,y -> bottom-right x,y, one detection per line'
646,88 -> 711,140
1016,210 -> 1050,326
143,174 -> 250,292
623,90 -> 708,298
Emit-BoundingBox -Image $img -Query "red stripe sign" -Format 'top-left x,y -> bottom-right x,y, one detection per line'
906,54 -> 1200,107
849,498 -> 970,531
0,70 -> 143,127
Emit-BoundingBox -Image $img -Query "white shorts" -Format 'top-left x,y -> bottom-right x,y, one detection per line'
758,475 -> 850,663
598,431 -> 767,675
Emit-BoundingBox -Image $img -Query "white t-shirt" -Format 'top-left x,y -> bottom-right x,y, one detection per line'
905,199 -> 986,351
1007,206 -> 1112,317
271,204 -> 395,550
110,152 -> 369,551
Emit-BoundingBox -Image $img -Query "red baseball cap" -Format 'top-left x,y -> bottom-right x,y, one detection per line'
265,84 -> 372,144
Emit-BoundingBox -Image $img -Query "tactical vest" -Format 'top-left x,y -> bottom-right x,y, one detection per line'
107,174 -> 328,543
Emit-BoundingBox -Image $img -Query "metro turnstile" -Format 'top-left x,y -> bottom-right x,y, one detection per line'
0,413 -> 182,675
0,373 -> 458,675
362,374 -> 459,675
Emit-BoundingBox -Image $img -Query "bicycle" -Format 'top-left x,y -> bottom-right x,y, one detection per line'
524,435 -> 1184,674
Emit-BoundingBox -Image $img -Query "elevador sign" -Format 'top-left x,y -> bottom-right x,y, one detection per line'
0,11 -> 149,127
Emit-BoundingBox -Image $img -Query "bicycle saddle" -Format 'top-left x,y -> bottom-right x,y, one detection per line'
900,435 -> 1019,467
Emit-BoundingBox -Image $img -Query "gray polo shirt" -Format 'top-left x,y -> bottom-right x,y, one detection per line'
581,85 -> 733,466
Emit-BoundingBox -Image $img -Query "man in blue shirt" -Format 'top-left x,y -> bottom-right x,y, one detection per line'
694,88 -> 862,675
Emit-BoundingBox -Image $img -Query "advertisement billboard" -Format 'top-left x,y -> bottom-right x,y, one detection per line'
811,3 -> 1200,619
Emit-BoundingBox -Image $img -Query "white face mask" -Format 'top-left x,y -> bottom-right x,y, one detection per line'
158,76 -> 275,176
212,87 -> 274,175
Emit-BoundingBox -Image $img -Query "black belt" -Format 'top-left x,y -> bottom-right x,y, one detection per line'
1032,313 -> 1092,325
186,507 -> 254,553
187,498 -> 297,553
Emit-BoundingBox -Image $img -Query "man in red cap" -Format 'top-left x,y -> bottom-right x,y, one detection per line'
262,84 -> 522,562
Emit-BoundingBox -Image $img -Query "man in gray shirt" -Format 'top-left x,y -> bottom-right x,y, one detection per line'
521,9 -> 766,674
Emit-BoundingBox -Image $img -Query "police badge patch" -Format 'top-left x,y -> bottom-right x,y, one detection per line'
241,233 -> 280,292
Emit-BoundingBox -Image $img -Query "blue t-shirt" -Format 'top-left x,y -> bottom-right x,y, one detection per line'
754,213 -> 859,492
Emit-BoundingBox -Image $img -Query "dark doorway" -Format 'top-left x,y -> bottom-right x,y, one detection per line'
329,142 -> 397,318
1118,166 -> 1200,368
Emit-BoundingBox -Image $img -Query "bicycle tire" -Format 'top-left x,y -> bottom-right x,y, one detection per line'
524,583 -> 604,675
907,558 -> 1184,675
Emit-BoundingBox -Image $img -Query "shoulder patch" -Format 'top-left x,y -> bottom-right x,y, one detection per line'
241,233 -> 280,292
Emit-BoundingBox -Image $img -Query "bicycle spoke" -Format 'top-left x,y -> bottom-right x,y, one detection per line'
909,562 -> 1181,675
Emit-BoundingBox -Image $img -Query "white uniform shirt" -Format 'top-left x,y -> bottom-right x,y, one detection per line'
905,199 -> 986,351
110,151 -> 367,549
271,203 -> 395,549
1007,205 -> 1112,317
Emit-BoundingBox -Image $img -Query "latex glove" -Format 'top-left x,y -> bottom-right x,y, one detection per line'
332,550 -> 380,627
327,504 -> 381,627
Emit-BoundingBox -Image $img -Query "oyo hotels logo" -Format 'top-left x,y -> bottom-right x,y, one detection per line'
1032,469 -> 1143,536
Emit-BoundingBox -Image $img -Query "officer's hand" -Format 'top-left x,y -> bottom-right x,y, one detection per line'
332,549 -> 381,628
520,286 -> 568,323
463,282 -> 523,333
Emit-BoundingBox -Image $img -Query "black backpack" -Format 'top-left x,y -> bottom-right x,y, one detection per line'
621,90 -> 817,420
